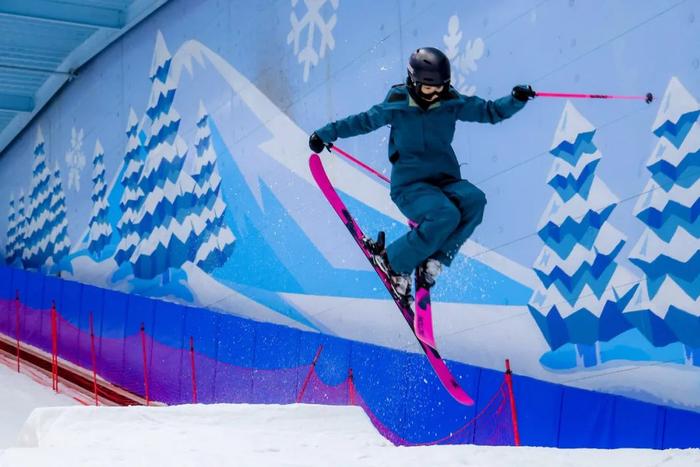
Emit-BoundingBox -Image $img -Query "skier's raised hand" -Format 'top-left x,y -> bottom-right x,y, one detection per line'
309,132 -> 331,153
512,85 -> 536,102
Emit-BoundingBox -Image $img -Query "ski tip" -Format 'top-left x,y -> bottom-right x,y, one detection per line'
459,395 -> 475,406
309,153 -> 326,183
309,152 -> 321,166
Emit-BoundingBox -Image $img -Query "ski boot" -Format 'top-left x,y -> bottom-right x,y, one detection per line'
416,258 -> 442,289
364,231 -> 413,305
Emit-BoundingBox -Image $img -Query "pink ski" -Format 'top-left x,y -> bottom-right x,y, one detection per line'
309,153 -> 473,406
414,286 -> 436,349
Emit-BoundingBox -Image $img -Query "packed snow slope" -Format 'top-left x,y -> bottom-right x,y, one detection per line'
0,361 -> 77,450
1,404 -> 699,467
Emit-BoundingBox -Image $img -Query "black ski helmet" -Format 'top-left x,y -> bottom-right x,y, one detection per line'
407,47 -> 451,86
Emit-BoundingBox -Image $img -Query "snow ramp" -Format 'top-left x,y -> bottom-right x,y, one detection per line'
2,404 -> 699,467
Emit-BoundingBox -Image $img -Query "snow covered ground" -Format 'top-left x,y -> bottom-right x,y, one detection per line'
0,358 -> 78,450
1,353 -> 699,466
1,403 -> 700,466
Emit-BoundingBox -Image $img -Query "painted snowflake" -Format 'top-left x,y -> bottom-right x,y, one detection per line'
443,15 -> 485,96
64,127 -> 86,192
287,0 -> 339,82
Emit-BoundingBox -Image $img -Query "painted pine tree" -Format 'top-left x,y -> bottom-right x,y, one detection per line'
129,31 -> 198,280
46,162 -> 71,268
191,102 -> 235,272
115,108 -> 146,265
14,190 -> 27,267
626,77 -> 700,364
5,194 -> 17,265
87,139 -> 113,257
528,102 -> 638,367
23,127 -> 56,269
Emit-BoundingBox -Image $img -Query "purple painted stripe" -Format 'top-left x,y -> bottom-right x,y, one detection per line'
297,370 -> 353,406
1,296 -> 506,445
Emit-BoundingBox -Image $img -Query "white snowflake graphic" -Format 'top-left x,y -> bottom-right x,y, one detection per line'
443,15 -> 485,96
287,0 -> 339,82
64,127 -> 86,192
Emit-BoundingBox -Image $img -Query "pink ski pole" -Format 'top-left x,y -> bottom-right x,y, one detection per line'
326,145 -> 418,228
330,145 -> 391,184
535,91 -> 654,104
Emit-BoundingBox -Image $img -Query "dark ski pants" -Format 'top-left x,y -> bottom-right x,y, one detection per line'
386,179 -> 487,274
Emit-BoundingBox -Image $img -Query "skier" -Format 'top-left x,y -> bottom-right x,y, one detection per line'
309,47 -> 534,300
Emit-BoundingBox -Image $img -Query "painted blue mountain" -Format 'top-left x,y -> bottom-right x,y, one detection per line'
210,118 -> 531,306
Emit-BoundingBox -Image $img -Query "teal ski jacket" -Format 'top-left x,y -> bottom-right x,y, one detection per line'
314,84 -> 526,190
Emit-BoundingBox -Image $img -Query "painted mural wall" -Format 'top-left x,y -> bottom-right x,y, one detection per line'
0,0 -> 698,412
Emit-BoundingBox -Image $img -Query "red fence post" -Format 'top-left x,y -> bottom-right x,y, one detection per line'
296,344 -> 323,403
190,336 -> 197,404
504,359 -> 521,446
348,368 -> 355,405
89,312 -> 99,406
14,290 -> 20,373
51,300 -> 59,392
140,323 -> 150,406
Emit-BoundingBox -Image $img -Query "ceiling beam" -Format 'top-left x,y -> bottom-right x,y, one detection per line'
0,63 -> 75,76
0,93 -> 35,112
0,0 -> 126,29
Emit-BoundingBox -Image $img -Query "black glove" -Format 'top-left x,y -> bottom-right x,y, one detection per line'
309,132 -> 331,153
512,84 -> 536,102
